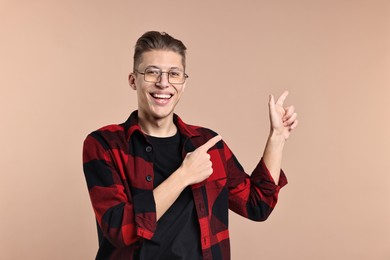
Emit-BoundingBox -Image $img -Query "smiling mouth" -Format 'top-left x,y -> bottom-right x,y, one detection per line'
150,93 -> 173,100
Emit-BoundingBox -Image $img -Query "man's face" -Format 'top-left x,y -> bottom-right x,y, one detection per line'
129,50 -> 186,121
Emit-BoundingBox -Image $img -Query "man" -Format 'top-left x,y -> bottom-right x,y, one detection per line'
83,31 -> 298,260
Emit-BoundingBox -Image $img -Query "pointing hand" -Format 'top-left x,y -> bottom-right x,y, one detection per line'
180,135 -> 222,185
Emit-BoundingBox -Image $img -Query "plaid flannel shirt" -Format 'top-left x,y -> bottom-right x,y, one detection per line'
82,111 -> 287,260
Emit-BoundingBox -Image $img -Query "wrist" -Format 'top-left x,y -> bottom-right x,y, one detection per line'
268,130 -> 286,146
172,166 -> 190,187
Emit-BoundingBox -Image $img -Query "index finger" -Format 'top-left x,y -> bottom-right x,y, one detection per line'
276,90 -> 289,106
198,135 -> 222,151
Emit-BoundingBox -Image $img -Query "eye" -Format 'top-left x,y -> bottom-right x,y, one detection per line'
169,71 -> 182,78
145,69 -> 161,75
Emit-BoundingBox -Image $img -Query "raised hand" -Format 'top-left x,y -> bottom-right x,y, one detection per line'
180,135 -> 222,185
268,91 -> 298,140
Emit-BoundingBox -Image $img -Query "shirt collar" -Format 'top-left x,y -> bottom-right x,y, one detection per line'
124,110 -> 200,142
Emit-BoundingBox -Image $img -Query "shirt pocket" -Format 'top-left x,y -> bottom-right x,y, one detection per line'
205,177 -> 228,205
206,177 -> 227,190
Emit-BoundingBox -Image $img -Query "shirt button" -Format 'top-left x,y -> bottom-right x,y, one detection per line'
145,146 -> 152,152
146,175 -> 153,182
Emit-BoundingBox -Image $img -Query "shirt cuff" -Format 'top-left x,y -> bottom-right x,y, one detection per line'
260,158 -> 288,187
250,158 -> 288,195
132,190 -> 157,240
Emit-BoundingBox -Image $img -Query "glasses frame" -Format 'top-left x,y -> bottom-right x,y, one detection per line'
134,68 -> 189,84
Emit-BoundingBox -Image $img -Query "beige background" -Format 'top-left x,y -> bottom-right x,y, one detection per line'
1,1 -> 389,259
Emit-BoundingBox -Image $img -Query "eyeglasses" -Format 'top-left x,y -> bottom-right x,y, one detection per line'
135,67 -> 189,84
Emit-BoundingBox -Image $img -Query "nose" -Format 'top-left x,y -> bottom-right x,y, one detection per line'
156,72 -> 170,88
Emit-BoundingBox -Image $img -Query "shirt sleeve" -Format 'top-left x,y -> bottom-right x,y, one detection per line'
82,133 -> 157,248
223,141 -> 288,221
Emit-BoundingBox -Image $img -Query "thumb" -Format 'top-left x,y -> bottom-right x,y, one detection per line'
269,94 -> 275,112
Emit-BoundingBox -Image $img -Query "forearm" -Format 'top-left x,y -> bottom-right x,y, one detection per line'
153,167 -> 188,221
262,131 -> 286,184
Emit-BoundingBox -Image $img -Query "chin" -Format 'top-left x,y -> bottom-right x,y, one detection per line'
149,107 -> 175,120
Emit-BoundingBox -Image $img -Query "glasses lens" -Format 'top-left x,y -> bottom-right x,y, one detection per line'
144,68 -> 161,83
168,71 -> 185,84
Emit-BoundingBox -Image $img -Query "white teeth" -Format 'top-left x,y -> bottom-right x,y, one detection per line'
152,93 -> 172,99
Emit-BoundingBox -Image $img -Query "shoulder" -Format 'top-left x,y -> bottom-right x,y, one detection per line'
87,123 -> 125,139
196,126 -> 219,139
83,123 -> 127,150
181,121 -> 219,139
175,114 -> 219,140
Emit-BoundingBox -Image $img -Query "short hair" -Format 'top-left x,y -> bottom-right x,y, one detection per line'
133,31 -> 187,71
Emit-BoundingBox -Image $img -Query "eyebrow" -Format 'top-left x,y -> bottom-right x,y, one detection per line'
146,65 -> 183,71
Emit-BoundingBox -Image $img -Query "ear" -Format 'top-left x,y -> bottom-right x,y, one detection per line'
128,73 -> 137,90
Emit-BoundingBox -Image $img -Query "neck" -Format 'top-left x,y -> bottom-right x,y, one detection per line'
138,113 -> 177,137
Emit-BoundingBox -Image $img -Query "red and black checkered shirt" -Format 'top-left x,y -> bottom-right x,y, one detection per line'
82,111 -> 287,260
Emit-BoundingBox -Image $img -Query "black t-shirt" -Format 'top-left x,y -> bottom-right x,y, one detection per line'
138,131 -> 202,260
